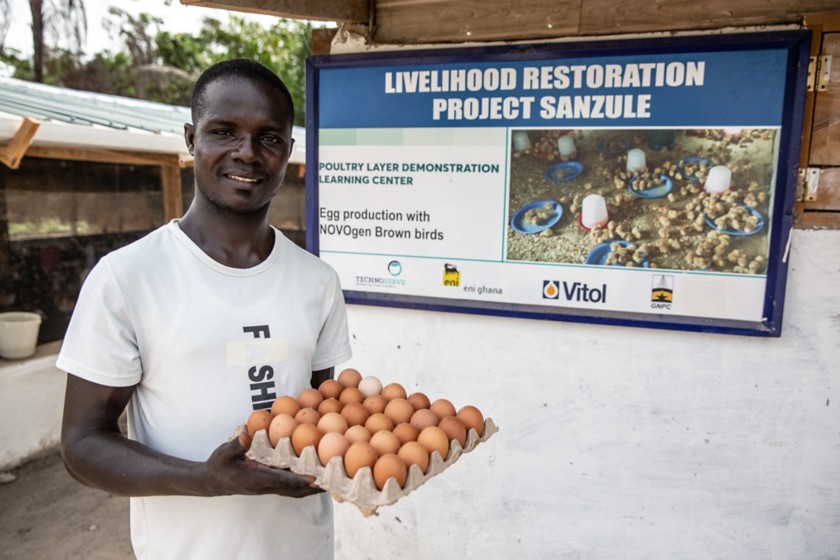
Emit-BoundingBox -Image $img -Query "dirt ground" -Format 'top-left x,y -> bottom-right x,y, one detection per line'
0,450 -> 133,559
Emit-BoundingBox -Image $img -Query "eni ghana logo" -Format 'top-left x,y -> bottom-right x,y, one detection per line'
651,274 -> 674,310
443,263 -> 460,287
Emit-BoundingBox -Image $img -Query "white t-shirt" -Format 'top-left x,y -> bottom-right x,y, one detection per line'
57,221 -> 352,560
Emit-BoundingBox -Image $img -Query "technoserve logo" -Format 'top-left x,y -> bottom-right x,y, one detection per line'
355,260 -> 406,289
388,260 -> 403,276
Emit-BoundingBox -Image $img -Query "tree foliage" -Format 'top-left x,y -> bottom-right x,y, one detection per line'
1,6 -> 314,124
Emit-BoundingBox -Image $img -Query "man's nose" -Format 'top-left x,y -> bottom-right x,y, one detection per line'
232,135 -> 258,162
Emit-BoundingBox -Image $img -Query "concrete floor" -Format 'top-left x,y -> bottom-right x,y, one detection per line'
0,450 -> 133,559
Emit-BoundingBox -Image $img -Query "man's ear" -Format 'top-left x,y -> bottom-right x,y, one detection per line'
184,123 -> 195,156
288,137 -> 295,158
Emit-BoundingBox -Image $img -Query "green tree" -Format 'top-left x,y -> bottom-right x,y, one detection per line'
156,16 -> 314,123
2,5 -> 314,123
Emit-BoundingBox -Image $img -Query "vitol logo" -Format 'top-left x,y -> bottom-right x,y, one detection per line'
543,280 -> 608,303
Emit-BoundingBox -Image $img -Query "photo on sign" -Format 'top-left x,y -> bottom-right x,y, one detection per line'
505,127 -> 776,274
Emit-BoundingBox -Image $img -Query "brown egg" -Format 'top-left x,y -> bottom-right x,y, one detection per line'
338,386 -> 365,405
369,430 -> 401,456
344,441 -> 378,478
398,441 -> 430,474
358,376 -> 383,398
291,423 -> 323,456
298,388 -> 324,410
392,422 -> 420,445
381,382 -> 407,401
270,396 -> 300,417
317,411 -> 349,434
439,416 -> 467,447
407,391 -> 431,410
246,409 -> 272,437
418,426 -> 450,460
344,424 -> 372,444
457,405 -> 485,436
317,398 -> 344,416
365,412 -> 395,434
409,408 -> 440,432
383,398 -> 415,425
294,407 -> 321,426
362,395 -> 388,414
268,413 -> 298,447
318,379 -> 344,400
337,368 -> 362,388
340,402 -> 370,427
429,398 -> 456,418
373,453 -> 407,490
318,432 -> 350,466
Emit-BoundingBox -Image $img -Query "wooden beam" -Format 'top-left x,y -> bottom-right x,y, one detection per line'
375,0 -> 582,43
578,0 -> 839,36
372,0 -> 838,44
0,117 -> 40,170
160,156 -> 185,222
312,27 -> 340,55
179,0 -> 369,23
24,146 -> 191,167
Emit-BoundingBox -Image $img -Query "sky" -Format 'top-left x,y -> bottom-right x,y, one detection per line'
4,0 -> 280,57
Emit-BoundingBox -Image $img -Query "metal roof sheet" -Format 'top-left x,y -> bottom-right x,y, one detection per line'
0,77 -> 306,164
0,76 -> 191,135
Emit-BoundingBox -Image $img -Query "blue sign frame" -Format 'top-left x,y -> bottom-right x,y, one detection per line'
306,30 -> 810,337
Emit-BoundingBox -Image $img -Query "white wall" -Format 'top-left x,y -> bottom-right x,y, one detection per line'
0,341 -> 65,470
333,229 -> 840,559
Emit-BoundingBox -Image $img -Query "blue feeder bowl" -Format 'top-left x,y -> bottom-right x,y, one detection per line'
585,240 -> 650,267
544,161 -> 584,184
511,200 -> 563,234
627,174 -> 674,199
704,204 -> 765,236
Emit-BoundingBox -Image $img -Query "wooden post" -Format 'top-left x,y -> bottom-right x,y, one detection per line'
0,117 -> 40,170
0,166 -> 9,277
160,156 -> 184,222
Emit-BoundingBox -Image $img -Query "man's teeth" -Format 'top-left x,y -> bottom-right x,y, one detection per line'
228,174 -> 258,183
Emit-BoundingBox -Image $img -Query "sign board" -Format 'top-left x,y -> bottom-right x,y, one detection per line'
306,31 -> 810,336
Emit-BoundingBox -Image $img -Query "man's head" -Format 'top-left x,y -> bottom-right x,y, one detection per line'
191,59 -> 295,128
184,59 -> 296,217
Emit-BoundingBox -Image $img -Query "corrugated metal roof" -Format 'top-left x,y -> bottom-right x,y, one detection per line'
0,76 -> 191,135
0,77 -> 307,164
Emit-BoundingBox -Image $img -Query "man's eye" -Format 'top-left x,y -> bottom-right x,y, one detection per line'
213,129 -> 234,136
262,135 -> 281,144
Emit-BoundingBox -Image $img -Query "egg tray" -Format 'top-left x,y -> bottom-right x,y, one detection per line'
244,418 -> 498,517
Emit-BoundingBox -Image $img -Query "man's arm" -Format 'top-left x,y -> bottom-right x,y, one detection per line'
310,367 -> 335,389
60,374 -> 321,498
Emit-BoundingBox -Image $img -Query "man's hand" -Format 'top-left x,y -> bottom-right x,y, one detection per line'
202,427 -> 323,498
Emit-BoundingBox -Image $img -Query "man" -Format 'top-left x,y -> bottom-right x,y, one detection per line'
58,59 -> 351,559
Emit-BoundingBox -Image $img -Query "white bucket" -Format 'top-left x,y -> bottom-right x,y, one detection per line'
0,312 -> 42,360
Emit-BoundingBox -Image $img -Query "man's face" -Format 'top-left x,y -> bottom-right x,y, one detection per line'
185,78 -> 294,216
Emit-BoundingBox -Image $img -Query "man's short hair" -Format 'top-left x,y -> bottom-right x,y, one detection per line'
191,59 -> 295,126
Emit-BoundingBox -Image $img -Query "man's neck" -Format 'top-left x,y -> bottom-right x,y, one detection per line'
177,208 -> 275,269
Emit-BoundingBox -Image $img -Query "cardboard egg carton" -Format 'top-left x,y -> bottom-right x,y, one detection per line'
245,418 -> 498,517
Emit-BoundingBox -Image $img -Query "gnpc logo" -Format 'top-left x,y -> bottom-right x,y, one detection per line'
651,275 -> 674,310
388,260 -> 403,276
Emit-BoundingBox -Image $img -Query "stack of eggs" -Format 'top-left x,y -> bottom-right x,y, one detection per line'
245,368 -> 486,492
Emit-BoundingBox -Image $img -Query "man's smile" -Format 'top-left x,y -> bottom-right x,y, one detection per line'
226,173 -> 260,184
